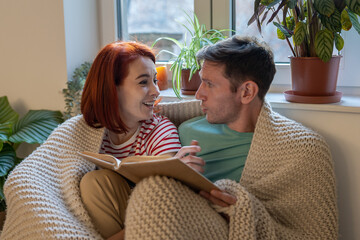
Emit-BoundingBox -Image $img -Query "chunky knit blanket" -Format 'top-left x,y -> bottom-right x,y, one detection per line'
125,101 -> 338,240
0,100 -> 202,239
0,100 -> 338,239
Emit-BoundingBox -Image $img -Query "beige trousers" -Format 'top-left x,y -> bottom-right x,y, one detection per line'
80,169 -> 131,238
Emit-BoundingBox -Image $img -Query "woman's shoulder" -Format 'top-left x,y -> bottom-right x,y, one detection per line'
46,115 -> 105,147
143,114 -> 176,126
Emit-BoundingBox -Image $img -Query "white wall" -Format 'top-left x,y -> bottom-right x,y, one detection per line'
63,0 -> 100,82
0,0 -> 103,115
0,0 -> 102,156
0,0 -> 68,115
274,107 -> 360,240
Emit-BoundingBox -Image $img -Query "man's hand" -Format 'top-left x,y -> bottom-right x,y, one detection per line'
199,189 -> 237,207
175,140 -> 205,173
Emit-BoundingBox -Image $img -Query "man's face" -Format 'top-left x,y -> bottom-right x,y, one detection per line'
195,60 -> 241,125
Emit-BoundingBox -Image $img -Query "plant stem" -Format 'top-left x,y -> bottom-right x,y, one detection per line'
307,0 -> 318,57
12,143 -> 20,151
286,37 -> 297,57
275,14 -> 296,57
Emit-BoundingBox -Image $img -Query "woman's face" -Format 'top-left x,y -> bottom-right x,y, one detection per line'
117,56 -> 160,128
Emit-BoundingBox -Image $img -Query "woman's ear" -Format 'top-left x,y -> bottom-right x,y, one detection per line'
237,81 -> 259,104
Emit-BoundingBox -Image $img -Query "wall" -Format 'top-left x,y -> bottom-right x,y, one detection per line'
274,106 -> 360,240
0,0 -> 68,115
63,0 -> 100,82
0,0 -> 103,115
0,0 -> 102,156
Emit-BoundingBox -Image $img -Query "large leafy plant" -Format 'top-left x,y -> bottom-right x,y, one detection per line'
250,0 -> 360,62
152,12 -> 231,98
0,96 -> 64,211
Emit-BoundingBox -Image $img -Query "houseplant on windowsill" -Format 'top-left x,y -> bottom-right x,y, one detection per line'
0,96 -> 64,229
250,0 -> 360,103
63,61 -> 92,120
152,11 -> 232,99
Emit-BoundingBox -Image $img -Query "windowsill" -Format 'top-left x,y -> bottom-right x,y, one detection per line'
160,88 -> 360,114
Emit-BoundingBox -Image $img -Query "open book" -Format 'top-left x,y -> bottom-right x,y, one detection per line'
79,151 -> 219,192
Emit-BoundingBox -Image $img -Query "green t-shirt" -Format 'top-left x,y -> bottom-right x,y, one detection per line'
179,116 -> 253,183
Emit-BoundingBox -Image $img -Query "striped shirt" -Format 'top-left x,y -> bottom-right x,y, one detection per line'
99,115 -> 181,161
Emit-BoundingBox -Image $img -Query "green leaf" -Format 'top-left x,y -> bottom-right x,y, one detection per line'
0,96 -> 19,125
347,9 -> 360,34
9,110 -> 63,144
152,37 -> 184,50
277,27 -> 286,39
294,22 -> 307,45
314,0 -> 336,17
286,16 -> 295,31
155,49 -> 178,59
341,8 -> 353,30
320,9 -> 342,32
335,33 -> 345,50
260,0 -> 277,6
346,0 -> 360,15
265,0 -> 282,8
0,141 -> 2,152
288,0 -> 297,9
0,143 -> 16,177
315,29 -> 334,62
273,22 -> 292,38
0,122 -> 13,142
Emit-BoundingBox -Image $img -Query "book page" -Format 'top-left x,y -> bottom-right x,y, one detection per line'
79,151 -> 120,170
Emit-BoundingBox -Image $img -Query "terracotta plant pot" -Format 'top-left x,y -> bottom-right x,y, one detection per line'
181,69 -> 201,95
285,56 -> 342,104
290,56 -> 341,96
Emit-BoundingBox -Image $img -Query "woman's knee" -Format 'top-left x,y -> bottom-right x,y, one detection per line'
80,169 -> 130,198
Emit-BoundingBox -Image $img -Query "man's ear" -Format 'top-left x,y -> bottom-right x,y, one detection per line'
237,81 -> 259,104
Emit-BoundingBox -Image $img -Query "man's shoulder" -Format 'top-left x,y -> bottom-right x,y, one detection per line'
178,115 -> 208,131
265,110 -> 328,150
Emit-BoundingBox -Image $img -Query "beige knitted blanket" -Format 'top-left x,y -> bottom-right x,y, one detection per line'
1,100 -> 338,239
0,100 -> 202,239
125,101 -> 338,240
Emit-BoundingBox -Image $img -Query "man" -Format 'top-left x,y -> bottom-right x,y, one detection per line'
124,36 -> 338,239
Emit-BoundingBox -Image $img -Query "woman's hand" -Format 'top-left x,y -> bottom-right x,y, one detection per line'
199,189 -> 237,207
175,140 -> 205,173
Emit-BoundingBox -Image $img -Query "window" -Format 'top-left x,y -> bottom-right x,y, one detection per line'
117,0 -> 195,61
233,0 -> 360,89
235,0 -> 292,63
116,0 -> 360,90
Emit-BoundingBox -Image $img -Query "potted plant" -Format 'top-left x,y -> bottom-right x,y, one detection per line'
152,11 -> 232,99
63,61 -> 92,119
250,0 -> 360,103
0,96 -> 64,228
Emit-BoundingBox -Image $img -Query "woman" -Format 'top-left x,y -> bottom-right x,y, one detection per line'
78,41 -> 192,240
1,40 -> 203,240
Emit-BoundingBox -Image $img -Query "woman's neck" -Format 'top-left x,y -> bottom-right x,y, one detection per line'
108,124 -> 140,145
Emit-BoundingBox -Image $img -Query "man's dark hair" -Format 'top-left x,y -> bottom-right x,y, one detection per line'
196,35 -> 276,100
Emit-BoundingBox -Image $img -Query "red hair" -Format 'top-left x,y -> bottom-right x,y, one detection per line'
81,41 -> 155,133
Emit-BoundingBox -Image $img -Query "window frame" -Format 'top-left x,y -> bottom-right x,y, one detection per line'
114,0 -> 360,94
